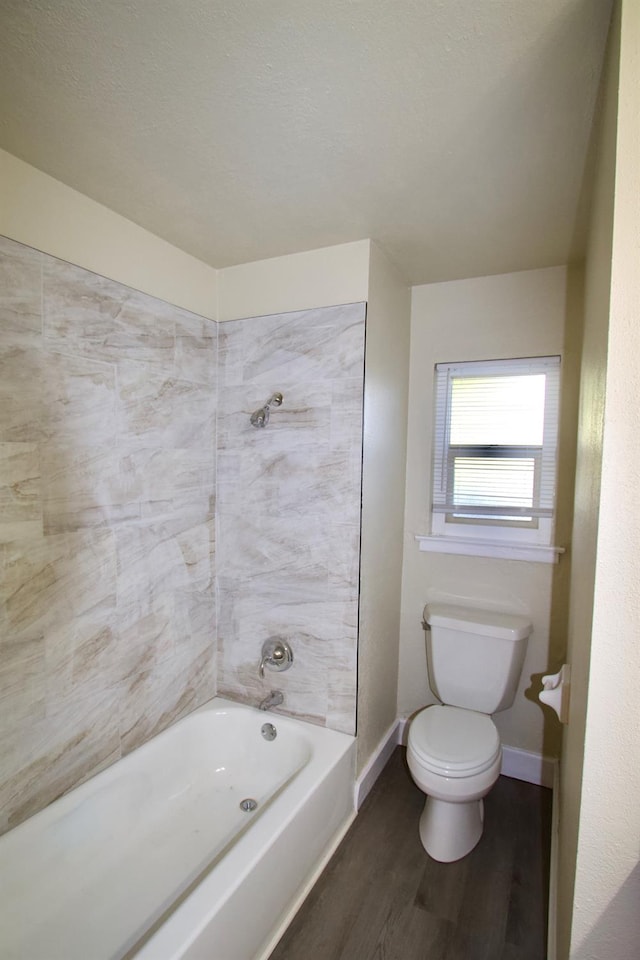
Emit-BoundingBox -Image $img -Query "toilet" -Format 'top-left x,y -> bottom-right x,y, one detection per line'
407,603 -> 532,863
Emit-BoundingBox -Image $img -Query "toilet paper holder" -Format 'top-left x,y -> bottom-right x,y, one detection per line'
539,663 -> 571,723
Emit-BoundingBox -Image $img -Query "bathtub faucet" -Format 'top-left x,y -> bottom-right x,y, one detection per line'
259,690 -> 284,711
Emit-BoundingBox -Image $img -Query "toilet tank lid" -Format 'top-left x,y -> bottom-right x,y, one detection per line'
423,603 -> 532,641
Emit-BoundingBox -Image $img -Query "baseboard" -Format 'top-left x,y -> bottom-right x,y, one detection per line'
546,758 -> 560,960
397,716 -> 409,746
501,745 -> 555,788
354,720 -> 402,809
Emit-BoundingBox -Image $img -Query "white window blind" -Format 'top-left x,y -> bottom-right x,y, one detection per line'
432,357 -> 560,534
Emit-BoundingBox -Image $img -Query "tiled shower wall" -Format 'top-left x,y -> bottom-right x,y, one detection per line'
0,237 -> 365,832
0,237 -> 217,833
216,304 -> 365,734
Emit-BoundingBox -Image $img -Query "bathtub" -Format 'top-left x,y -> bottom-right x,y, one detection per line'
0,697 -> 356,960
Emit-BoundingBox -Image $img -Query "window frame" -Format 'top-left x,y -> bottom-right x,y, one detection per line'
430,356 -> 561,548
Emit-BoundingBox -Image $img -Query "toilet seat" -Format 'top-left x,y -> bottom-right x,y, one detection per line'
408,705 -> 500,778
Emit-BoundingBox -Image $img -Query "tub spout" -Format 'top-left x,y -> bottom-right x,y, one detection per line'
259,690 -> 284,711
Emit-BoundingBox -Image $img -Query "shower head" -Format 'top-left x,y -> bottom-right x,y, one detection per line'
250,405 -> 269,428
250,392 -> 283,428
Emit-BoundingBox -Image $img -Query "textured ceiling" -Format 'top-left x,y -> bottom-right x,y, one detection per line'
0,0 -> 612,283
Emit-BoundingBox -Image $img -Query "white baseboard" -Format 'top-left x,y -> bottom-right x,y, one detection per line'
501,745 -> 555,788
397,717 -> 409,746
354,720 -> 401,809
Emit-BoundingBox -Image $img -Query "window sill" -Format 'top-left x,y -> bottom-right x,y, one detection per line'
415,535 -> 565,564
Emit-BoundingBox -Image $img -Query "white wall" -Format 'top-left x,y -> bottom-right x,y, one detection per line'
0,147 -> 371,325
217,240 -> 370,322
398,266 -> 575,760
567,1 -> 640,956
0,149 -> 218,319
356,242 -> 411,774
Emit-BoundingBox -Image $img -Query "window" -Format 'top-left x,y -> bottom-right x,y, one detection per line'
430,356 -> 561,552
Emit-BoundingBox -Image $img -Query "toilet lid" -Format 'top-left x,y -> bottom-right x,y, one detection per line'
408,705 -> 501,778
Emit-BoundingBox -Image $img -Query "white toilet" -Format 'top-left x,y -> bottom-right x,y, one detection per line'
407,603 -> 532,863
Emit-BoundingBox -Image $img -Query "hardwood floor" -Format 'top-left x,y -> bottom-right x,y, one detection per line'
268,748 -> 552,960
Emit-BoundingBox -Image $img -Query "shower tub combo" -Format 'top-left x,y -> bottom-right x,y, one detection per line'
0,698 -> 356,960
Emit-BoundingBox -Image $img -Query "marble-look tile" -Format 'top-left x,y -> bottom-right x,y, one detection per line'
41,443 -> 215,534
326,640 -> 359,735
43,259 -> 176,370
0,237 -> 42,343
0,347 -> 117,444
43,352 -> 119,444
44,502 -> 141,535
240,304 -> 366,386
219,445 -> 325,518
217,380 -> 333,454
117,598 -> 176,670
116,524 -> 184,633
216,317 -> 246,387
115,518 -> 213,638
175,519 -> 215,593
45,617 -> 124,701
260,633 -> 332,723
328,523 -> 362,600
0,528 -> 117,640
119,645 -> 215,756
217,588 -> 358,726
174,309 -> 217,386
331,377 -> 366,447
217,514 -> 329,603
0,687 -> 122,834
217,304 -> 366,388
174,588 -> 217,654
0,634 -> 46,735
0,443 -> 42,541
117,359 -> 216,450
218,594 -> 358,649
1,236 -> 362,828
41,443 -> 130,534
139,495 -> 213,527
0,237 -> 219,832
119,445 -> 215,504
216,303 -> 365,733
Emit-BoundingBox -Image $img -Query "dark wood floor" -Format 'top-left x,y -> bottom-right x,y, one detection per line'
268,748 -> 552,960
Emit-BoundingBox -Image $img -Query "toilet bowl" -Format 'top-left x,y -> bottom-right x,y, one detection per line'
407,705 -> 502,862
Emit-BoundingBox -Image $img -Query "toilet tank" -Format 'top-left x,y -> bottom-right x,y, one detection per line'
424,603 -> 532,714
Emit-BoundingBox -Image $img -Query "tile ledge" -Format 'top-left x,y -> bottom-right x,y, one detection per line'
415,535 -> 564,564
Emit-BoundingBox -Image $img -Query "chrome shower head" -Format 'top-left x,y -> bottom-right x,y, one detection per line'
250,405 -> 269,428
249,392 -> 283,428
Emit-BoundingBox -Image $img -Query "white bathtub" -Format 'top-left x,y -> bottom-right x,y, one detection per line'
0,697 -> 356,960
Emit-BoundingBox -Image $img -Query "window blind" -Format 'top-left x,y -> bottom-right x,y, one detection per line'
432,357 -> 560,522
